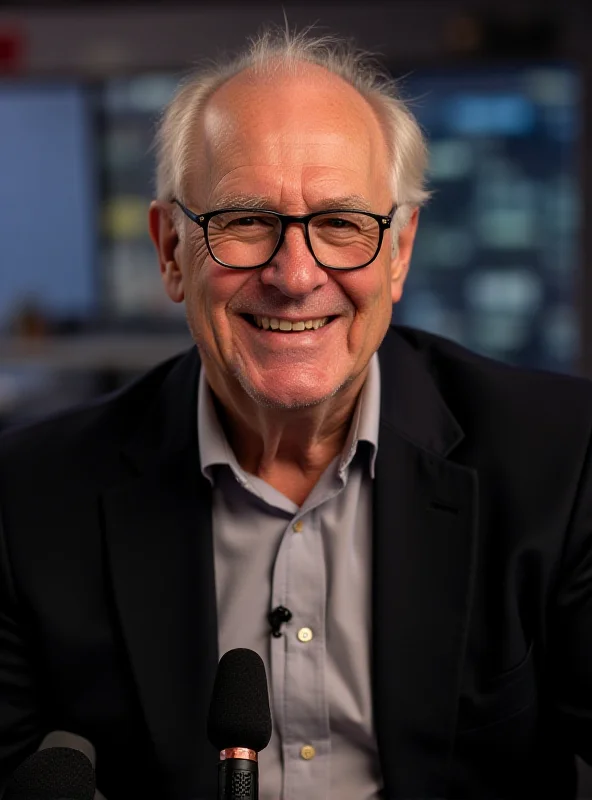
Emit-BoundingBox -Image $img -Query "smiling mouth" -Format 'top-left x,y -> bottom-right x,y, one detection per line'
243,314 -> 334,332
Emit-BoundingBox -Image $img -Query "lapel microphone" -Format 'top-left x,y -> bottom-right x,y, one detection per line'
267,605 -> 292,637
207,648 -> 272,800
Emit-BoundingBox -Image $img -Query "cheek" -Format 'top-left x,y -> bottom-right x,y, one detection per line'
341,259 -> 391,318
183,236 -> 224,308
339,263 -> 393,358
178,238 -> 215,340
184,250 -> 251,334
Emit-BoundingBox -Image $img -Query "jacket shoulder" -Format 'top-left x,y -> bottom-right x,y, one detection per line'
390,325 -> 592,435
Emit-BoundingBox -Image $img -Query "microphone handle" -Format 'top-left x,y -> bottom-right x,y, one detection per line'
218,757 -> 258,800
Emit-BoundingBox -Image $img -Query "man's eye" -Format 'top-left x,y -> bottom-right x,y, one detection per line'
232,216 -> 274,227
327,218 -> 351,227
322,217 -> 358,231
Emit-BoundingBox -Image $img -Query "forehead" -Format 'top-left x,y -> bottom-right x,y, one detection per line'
189,64 -> 391,207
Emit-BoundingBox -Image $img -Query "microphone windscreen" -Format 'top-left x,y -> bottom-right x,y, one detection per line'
4,746 -> 95,800
207,647 -> 272,753
39,731 -> 96,768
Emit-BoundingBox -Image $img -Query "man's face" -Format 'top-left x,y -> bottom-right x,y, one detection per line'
151,64 -> 418,409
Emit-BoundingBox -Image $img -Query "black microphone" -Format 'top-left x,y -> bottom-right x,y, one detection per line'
207,648 -> 272,800
3,733 -> 96,799
267,605 -> 292,638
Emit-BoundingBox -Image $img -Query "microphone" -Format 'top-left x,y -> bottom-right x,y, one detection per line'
267,605 -> 292,638
3,731 -> 96,799
207,648 -> 272,800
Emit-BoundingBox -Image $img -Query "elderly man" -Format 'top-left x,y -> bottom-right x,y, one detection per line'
1,28 -> 592,800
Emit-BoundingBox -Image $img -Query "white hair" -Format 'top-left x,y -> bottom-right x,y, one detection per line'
154,26 -> 431,234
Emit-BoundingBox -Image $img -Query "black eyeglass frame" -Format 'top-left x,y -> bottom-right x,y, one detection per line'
173,199 -> 397,271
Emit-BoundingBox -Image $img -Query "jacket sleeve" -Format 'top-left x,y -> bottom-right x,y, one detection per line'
550,425 -> 592,765
0,501 -> 43,788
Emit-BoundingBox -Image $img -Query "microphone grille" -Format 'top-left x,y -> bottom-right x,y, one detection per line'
232,771 -> 254,797
207,647 -> 272,753
4,746 -> 95,799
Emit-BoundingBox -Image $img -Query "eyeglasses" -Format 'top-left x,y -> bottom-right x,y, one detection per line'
173,200 -> 396,270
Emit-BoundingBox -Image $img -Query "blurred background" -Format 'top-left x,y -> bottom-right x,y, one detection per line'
0,0 -> 591,793
0,0 -> 588,429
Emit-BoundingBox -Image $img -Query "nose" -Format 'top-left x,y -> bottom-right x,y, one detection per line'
259,223 -> 328,299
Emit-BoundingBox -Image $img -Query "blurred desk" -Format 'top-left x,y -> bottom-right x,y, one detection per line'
0,334 -> 193,371
0,334 -> 193,428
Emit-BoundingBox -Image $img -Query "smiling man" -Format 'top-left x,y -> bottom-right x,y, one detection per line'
2,28 -> 592,800
149,55 -> 420,507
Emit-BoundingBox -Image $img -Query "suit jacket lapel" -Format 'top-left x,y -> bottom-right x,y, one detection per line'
373,329 -> 479,798
101,348 -> 219,797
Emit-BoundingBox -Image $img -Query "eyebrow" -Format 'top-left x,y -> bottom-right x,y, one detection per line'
210,193 -> 275,210
209,193 -> 373,213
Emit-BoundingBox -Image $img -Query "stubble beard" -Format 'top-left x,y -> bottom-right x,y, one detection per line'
186,308 -> 361,412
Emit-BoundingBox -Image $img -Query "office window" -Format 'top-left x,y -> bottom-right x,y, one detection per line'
398,66 -> 579,373
98,65 -> 580,372
0,82 -> 96,331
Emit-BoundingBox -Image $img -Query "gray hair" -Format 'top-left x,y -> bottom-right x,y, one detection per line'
154,26 -> 431,230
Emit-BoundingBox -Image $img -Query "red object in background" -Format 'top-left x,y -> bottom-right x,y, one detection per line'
0,27 -> 25,72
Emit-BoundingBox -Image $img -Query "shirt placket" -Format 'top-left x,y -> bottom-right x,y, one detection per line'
270,505 -> 330,800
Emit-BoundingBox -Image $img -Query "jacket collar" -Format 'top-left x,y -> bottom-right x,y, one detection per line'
378,325 -> 464,458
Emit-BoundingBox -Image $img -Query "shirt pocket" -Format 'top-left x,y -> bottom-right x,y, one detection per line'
456,642 -> 536,735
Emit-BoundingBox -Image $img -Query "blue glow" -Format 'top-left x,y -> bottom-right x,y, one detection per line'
445,94 -> 536,135
0,84 -> 95,327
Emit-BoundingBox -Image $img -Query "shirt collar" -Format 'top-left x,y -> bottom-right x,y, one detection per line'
337,352 -> 380,479
198,353 -> 381,484
197,370 -> 242,486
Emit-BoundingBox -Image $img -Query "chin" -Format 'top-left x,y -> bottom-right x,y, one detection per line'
236,371 -> 342,411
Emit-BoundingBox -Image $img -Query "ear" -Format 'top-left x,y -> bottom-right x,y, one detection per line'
390,207 -> 419,305
148,201 -> 184,303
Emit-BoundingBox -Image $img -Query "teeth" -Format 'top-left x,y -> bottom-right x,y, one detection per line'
253,316 -> 329,331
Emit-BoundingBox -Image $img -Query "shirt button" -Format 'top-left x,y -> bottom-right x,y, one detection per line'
300,744 -> 316,760
297,627 -> 313,643
292,520 -> 303,532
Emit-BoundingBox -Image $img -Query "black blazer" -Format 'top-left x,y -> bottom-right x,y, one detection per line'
1,325 -> 592,799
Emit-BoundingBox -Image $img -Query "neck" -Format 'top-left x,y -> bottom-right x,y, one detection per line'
204,365 -> 370,505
